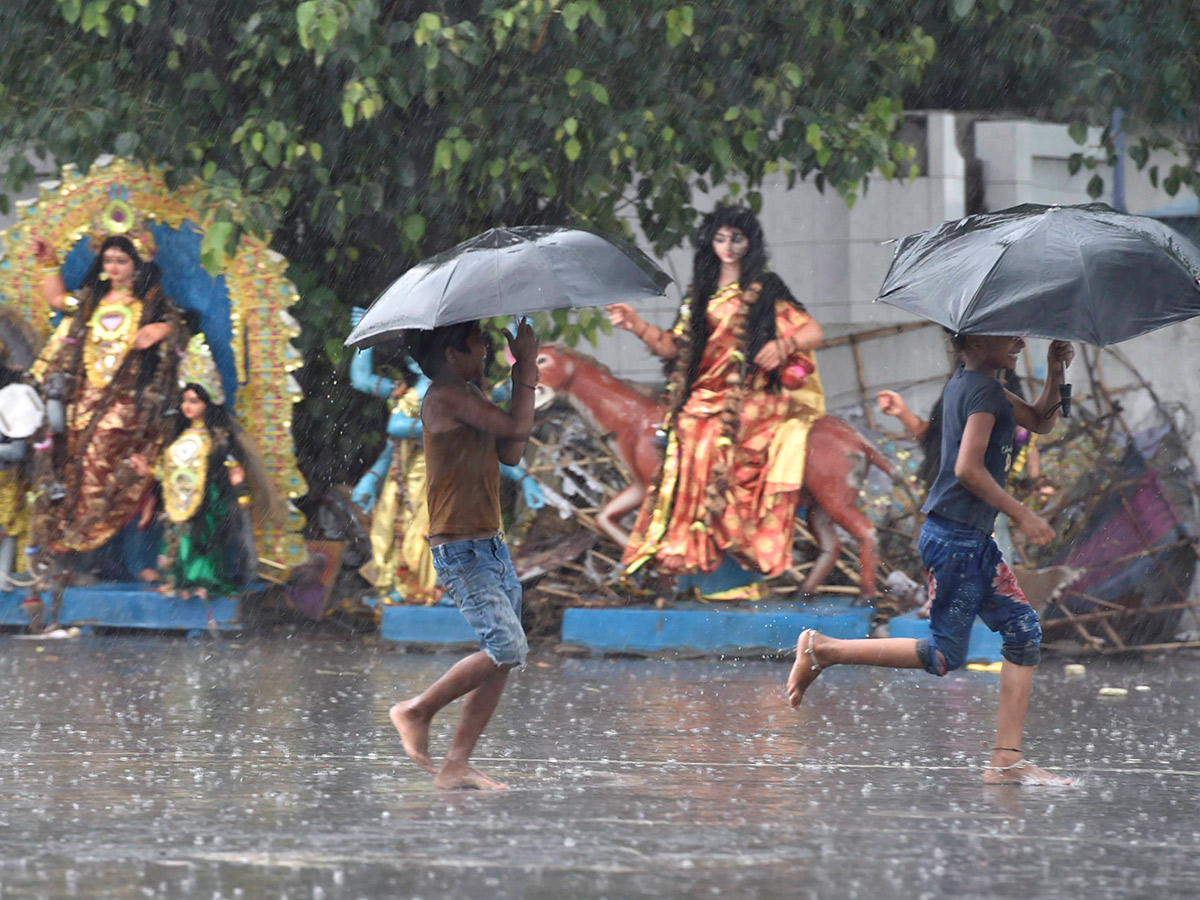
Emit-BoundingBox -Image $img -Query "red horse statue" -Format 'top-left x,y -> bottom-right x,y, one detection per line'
536,344 -> 893,600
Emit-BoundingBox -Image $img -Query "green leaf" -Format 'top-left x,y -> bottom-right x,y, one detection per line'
562,3 -> 585,31
950,0 -> 975,18
120,4 -> 135,24
590,83 -> 609,105
404,214 -> 426,243
563,117 -> 578,136
435,140 -> 453,171
564,138 -> 581,162
741,131 -> 759,152
1067,153 -> 1083,176
711,136 -> 732,168
172,27 -> 187,46
61,0 -> 81,24
114,131 -> 140,156
296,1 -> 316,32
1086,174 -> 1104,199
318,14 -> 338,43
489,158 -> 505,177
251,132 -> 265,152
341,101 -> 355,128
454,138 -> 472,161
309,142 -> 323,161
200,220 -> 233,275
565,68 -> 583,86
167,50 -> 180,70
1067,122 -> 1088,146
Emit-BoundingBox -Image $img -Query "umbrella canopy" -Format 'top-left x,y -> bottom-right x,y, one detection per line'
346,226 -> 673,348
875,203 -> 1200,346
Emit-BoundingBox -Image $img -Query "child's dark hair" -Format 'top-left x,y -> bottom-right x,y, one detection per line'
403,321 -> 480,378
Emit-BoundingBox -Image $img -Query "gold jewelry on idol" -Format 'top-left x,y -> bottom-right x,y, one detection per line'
178,333 -> 226,405
161,422 -> 212,524
83,297 -> 143,388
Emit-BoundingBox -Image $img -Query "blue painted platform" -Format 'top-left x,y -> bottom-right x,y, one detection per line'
561,599 -> 874,656
379,603 -> 479,648
0,584 -> 240,633
887,610 -> 1004,664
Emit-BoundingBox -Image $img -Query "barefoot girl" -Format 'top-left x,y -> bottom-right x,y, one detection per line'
787,335 -> 1075,786
389,318 -> 538,790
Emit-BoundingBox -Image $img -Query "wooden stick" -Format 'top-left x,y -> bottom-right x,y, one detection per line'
816,321 -> 934,349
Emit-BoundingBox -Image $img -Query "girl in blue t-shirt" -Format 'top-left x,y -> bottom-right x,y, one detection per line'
786,334 -> 1075,786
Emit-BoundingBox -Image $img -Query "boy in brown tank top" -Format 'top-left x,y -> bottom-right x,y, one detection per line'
389,317 -> 539,790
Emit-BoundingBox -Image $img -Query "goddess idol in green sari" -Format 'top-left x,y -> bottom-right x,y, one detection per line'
131,334 -> 283,598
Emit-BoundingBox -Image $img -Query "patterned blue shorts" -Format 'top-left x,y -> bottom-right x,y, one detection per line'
917,514 -> 1042,675
430,534 -> 527,668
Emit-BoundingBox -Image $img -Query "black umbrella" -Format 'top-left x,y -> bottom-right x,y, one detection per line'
876,203 -> 1200,414
345,226 -> 672,349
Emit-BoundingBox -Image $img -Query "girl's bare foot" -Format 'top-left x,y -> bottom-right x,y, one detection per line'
433,761 -> 508,791
786,629 -> 825,709
390,701 -> 436,773
139,568 -> 160,583
983,753 -> 1072,786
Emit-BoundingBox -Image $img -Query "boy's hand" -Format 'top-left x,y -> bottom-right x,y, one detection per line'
505,317 -> 539,364
1015,509 -> 1055,546
1048,341 -> 1074,370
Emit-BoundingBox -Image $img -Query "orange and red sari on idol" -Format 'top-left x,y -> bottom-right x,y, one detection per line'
623,282 -> 825,583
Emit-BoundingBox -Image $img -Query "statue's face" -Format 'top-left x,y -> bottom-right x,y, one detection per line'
180,389 -> 207,422
712,226 -> 748,265
102,246 -> 136,289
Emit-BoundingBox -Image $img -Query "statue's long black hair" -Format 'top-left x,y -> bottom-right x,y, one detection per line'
676,206 -> 806,402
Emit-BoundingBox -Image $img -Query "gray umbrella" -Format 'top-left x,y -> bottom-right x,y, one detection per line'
345,226 -> 673,348
875,203 -> 1200,345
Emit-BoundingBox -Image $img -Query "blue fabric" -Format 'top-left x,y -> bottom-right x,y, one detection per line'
430,534 -> 527,667
916,514 -> 1041,675
922,368 -> 1015,534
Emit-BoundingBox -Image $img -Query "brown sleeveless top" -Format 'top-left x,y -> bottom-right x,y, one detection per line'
424,423 -> 502,537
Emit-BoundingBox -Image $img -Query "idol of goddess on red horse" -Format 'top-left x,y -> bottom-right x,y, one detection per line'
540,207 -> 890,602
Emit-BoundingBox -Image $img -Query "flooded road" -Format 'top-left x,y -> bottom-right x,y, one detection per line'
1,635 -> 1197,899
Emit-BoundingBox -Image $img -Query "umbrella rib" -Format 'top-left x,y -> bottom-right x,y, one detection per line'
1069,227 -> 1102,346
954,240 -> 1017,333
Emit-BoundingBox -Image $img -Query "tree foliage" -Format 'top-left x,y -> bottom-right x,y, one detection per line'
916,0 -> 1200,200
0,0 -> 936,490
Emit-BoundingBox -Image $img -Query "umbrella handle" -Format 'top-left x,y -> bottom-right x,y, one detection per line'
1059,361 -> 1072,419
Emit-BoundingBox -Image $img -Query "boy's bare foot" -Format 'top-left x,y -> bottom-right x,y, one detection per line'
983,756 -> 1073,786
786,629 -> 825,709
389,700 -> 436,773
433,761 -> 508,791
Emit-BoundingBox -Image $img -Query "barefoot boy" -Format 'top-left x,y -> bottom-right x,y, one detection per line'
390,318 -> 538,790
787,335 -> 1075,786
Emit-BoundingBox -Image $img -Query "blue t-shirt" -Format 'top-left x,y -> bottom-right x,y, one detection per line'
921,368 -> 1015,534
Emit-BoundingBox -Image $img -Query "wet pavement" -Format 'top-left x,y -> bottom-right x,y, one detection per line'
1,635 -> 1198,899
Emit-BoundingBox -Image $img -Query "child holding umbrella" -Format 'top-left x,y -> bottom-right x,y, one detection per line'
389,318 -> 539,790
787,335 -> 1075,786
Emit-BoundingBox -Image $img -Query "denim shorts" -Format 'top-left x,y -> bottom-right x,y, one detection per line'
430,534 -> 527,668
917,514 -> 1042,675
